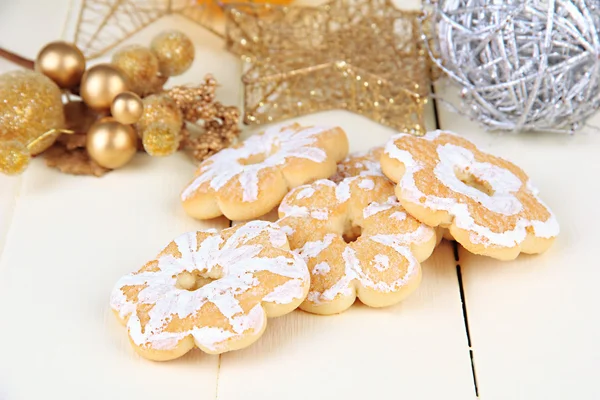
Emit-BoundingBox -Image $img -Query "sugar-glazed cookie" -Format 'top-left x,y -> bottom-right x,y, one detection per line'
277,176 -> 437,315
380,130 -> 559,260
330,146 -> 384,183
110,220 -> 310,361
181,123 -> 348,221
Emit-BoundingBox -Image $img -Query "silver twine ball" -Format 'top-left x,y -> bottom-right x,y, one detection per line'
424,0 -> 600,133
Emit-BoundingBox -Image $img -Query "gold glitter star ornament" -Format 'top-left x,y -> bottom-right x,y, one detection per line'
224,0 -> 430,134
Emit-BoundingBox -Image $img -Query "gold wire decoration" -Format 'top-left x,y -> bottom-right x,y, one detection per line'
223,0 -> 430,135
73,0 -> 222,59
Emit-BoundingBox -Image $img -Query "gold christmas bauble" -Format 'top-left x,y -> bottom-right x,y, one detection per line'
111,92 -> 143,125
141,122 -> 181,157
80,64 -> 129,111
0,140 -> 30,175
150,30 -> 195,77
86,118 -> 137,169
0,70 -> 65,156
136,93 -> 183,132
35,41 -> 86,88
111,45 -> 160,96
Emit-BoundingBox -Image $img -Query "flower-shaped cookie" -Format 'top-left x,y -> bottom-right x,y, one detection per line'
380,130 -> 559,260
181,123 -> 348,221
330,146 -> 384,183
277,176 -> 437,315
110,220 -> 310,361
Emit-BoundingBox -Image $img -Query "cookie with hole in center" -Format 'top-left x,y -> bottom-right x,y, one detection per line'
380,130 -> 559,260
181,123 -> 348,221
276,176 -> 437,315
110,220 -> 310,361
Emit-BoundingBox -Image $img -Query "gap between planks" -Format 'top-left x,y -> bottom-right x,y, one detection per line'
431,79 -> 479,397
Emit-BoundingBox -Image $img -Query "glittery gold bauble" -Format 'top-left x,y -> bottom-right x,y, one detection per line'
0,70 -> 65,155
111,92 -> 143,125
80,64 -> 129,111
111,45 -> 160,96
35,41 -> 86,88
141,122 -> 182,157
150,30 -> 195,77
136,93 -> 183,132
0,140 -> 30,175
86,118 -> 137,169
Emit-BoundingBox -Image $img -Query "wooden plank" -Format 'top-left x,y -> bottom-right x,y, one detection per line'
0,155 -> 228,399
0,176 -> 22,260
221,113 -> 476,400
436,88 -> 600,399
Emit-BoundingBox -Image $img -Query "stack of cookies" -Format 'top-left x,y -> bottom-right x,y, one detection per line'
110,124 -> 559,361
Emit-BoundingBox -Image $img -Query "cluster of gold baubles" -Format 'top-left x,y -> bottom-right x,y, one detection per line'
0,30 -> 195,175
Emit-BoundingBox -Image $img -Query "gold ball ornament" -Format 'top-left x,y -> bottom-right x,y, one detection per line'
35,41 -> 86,88
86,118 -> 138,169
0,140 -> 30,175
80,64 -> 129,111
141,122 -> 182,157
111,45 -> 160,96
150,30 -> 195,77
136,93 -> 183,132
111,92 -> 143,125
0,70 -> 65,155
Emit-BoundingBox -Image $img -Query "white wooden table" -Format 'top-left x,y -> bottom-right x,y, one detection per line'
0,1 -> 598,399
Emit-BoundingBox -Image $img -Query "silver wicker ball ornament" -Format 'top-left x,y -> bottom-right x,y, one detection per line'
424,0 -> 600,133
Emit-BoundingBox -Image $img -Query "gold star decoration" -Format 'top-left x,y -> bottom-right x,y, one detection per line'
73,0 -> 222,59
224,0 -> 431,134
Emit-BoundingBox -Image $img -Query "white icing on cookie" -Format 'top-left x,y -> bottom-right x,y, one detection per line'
182,125 -> 332,202
110,221 -> 309,353
298,234 -> 336,258
296,187 -> 316,200
362,196 -> 397,218
373,254 -> 390,271
390,211 -> 406,221
384,130 -> 560,247
335,180 -> 351,203
358,178 -> 375,190
313,262 -> 331,275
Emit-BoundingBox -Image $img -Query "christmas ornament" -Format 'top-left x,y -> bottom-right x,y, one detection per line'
86,118 -> 138,169
166,79 -> 241,162
0,70 -> 66,174
1,35 -> 238,175
80,64 -> 130,111
224,0 -> 430,134
111,92 -> 144,125
34,41 -> 86,88
111,45 -> 163,96
72,0 -> 221,59
0,141 -> 30,175
424,0 -> 600,133
150,30 -> 195,77
136,94 -> 184,156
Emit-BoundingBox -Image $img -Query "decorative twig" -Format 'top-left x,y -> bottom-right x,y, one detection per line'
0,47 -> 34,69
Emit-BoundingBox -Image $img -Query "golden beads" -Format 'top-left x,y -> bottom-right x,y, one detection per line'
86,118 -> 138,169
0,70 -> 65,155
142,123 -> 181,157
150,30 -> 195,77
80,64 -> 129,111
112,45 -> 160,96
111,92 -> 143,125
136,94 -> 183,157
35,41 -> 86,88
